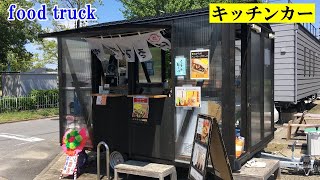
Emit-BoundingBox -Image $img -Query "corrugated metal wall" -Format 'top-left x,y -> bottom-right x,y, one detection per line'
296,24 -> 320,100
272,23 -> 320,103
271,24 -> 295,102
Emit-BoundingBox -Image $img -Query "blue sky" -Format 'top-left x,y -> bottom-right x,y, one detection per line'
25,0 -> 318,69
26,0 -> 125,68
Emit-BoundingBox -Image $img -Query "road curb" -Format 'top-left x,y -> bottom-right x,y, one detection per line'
34,151 -> 64,180
0,116 -> 58,125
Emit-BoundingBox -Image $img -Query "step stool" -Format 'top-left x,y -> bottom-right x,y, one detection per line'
114,160 -> 177,180
232,158 -> 281,180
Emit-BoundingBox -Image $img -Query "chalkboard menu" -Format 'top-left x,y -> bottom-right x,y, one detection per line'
188,114 -> 233,180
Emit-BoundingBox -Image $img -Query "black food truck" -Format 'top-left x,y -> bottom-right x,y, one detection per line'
39,8 -> 275,171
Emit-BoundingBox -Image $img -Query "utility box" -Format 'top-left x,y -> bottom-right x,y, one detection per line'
305,128 -> 320,156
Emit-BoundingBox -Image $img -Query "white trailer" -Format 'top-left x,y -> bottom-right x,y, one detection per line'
272,23 -> 320,112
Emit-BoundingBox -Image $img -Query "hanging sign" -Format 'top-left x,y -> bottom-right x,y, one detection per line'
85,38 -> 107,62
86,30 -> 171,63
175,86 -> 201,108
116,37 -> 135,62
175,56 -> 187,76
190,50 -> 210,80
145,30 -> 171,51
132,96 -> 149,122
132,37 -> 153,62
101,38 -> 123,60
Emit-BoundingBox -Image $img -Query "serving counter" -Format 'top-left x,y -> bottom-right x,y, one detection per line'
92,94 -> 175,161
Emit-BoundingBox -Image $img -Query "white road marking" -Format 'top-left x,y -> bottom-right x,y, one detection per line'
15,141 -> 32,146
0,133 -> 44,142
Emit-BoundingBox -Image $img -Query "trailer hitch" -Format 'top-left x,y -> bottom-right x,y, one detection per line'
261,140 -> 320,176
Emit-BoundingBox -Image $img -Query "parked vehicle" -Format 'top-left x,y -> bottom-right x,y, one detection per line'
272,23 -> 320,113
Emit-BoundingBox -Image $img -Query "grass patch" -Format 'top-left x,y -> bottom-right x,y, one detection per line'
0,108 -> 58,123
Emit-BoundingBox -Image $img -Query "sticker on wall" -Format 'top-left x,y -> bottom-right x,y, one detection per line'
175,56 -> 187,76
96,96 -> 107,105
175,87 -> 201,108
132,96 -> 149,121
190,49 -> 210,80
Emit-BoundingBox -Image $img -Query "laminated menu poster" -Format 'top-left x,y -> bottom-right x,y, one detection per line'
96,96 -> 107,105
175,87 -> 201,108
62,155 -> 78,175
175,56 -> 187,76
196,118 -> 211,144
190,49 -> 210,80
132,96 -> 149,122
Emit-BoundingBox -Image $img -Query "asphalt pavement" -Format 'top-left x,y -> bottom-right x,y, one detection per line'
0,118 -> 61,180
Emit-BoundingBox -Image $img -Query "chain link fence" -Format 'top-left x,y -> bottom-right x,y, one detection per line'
0,94 -> 59,112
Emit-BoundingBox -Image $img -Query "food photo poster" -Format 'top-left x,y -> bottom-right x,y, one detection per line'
132,96 -> 149,121
175,87 -> 201,108
190,49 -> 210,80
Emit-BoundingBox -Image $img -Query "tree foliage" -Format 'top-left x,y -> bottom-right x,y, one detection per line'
36,0 -> 103,28
0,0 -> 42,72
119,0 -> 258,19
33,0 -> 104,68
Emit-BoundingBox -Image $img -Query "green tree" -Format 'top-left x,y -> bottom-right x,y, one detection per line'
36,0 -> 103,28
119,0 -> 258,19
0,0 -> 42,72
33,0 -> 104,68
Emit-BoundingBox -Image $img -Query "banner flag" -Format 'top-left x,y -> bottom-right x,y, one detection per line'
116,37 -> 135,62
101,38 -> 123,60
86,30 -> 171,62
145,31 -> 171,51
85,38 -> 107,61
132,36 -> 152,62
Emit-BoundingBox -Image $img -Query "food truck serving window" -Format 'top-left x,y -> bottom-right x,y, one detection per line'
139,47 -> 162,83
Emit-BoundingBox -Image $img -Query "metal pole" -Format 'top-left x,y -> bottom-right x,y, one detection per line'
97,141 -> 110,180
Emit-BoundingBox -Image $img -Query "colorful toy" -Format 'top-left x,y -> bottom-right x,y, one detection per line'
62,128 -> 88,156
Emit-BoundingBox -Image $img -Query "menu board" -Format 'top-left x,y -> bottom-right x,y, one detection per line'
132,96 -> 149,122
190,50 -> 210,80
175,87 -> 201,108
189,114 -> 212,180
188,114 -> 233,180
